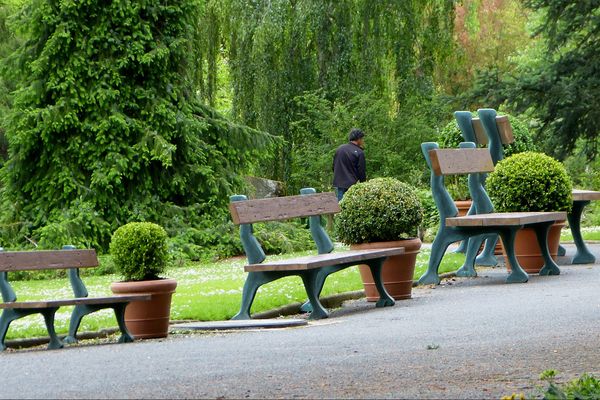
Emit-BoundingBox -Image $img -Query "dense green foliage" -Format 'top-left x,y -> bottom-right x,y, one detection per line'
110,222 -> 168,281
0,1 -> 597,259
487,152 -> 572,213
195,0 -> 455,190
336,178 -> 423,244
0,0 -> 273,251
507,0 -> 600,160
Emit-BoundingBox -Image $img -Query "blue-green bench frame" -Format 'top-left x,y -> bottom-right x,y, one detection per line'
418,142 -> 566,285
228,188 -> 405,320
0,246 -> 150,350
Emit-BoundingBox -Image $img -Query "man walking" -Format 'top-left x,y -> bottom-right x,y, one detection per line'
332,128 -> 366,201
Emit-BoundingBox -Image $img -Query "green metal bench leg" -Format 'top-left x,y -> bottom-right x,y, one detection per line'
475,235 -> 500,266
232,271 -> 277,320
457,234 -> 487,277
64,304 -> 90,344
569,200 -> 596,264
300,270 -> 329,320
535,222 -> 561,276
418,229 -> 463,285
300,265 -> 347,313
452,203 -> 476,254
113,303 -> 135,343
364,258 -> 395,308
498,227 -> 529,283
557,244 -> 566,257
41,307 -> 63,350
0,309 -> 17,351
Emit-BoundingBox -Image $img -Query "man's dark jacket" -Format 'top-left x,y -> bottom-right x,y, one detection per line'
332,142 -> 366,189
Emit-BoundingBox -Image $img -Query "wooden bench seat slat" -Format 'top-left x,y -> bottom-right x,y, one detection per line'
229,192 -> 340,225
572,189 -> 600,201
428,148 -> 495,176
245,247 -> 405,272
445,212 -> 567,227
0,294 -> 152,309
0,250 -> 98,272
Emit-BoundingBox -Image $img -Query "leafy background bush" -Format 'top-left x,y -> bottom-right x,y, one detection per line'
415,188 -> 439,242
487,152 -> 572,212
110,222 -> 169,281
336,178 -> 423,244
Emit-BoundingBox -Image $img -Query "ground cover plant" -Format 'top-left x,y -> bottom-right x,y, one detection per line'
3,247 -> 464,341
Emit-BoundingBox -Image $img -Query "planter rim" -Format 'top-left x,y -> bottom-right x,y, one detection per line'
350,237 -> 422,251
111,278 -> 177,294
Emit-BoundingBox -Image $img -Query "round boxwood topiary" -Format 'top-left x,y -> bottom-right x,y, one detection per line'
336,177 -> 423,244
110,222 -> 169,281
487,152 -> 573,213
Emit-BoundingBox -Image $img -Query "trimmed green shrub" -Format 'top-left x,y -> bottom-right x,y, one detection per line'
336,178 -> 423,244
487,152 -> 572,212
110,222 -> 169,281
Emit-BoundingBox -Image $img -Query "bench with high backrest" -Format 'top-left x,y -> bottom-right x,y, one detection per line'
451,109 -> 514,265
418,141 -> 567,285
473,108 -> 600,265
0,246 -> 151,350
228,188 -> 405,320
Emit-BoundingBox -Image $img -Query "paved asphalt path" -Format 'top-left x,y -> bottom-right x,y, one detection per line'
1,244 -> 599,399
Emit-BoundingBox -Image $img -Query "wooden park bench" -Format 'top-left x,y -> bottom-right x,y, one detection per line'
0,246 -> 150,350
418,142 -> 566,285
470,108 -> 600,265
451,109 -> 515,264
228,188 -> 405,320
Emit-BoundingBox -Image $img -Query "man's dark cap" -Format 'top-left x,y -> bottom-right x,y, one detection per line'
349,128 -> 365,141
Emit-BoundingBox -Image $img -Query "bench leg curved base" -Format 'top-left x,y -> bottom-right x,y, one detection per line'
418,230 -> 462,286
232,271 -> 277,320
534,222 -> 561,276
499,227 -> 529,284
569,200 -> 595,264
41,308 -> 63,350
301,271 -> 329,320
475,235 -> 500,266
572,252 -> 596,265
365,258 -> 395,308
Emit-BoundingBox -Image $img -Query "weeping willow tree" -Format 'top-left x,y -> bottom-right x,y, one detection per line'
194,0 -> 454,189
0,0 -> 273,250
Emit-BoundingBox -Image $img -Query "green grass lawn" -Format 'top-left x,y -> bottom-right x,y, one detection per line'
5,246 -> 465,341
6,223 -> 600,342
560,226 -> 600,241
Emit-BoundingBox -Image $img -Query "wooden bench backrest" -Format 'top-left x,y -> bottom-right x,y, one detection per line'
471,115 -> 514,145
229,192 -> 340,225
428,148 -> 495,176
0,250 -> 98,272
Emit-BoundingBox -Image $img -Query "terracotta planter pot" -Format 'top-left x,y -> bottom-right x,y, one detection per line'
503,221 -> 565,274
454,200 -> 472,217
352,238 -> 421,301
110,278 -> 177,339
